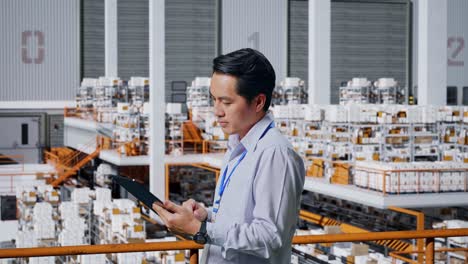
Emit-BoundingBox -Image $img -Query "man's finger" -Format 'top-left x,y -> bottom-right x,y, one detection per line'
152,202 -> 171,223
194,210 -> 203,219
182,199 -> 196,210
182,198 -> 194,206
163,200 -> 183,213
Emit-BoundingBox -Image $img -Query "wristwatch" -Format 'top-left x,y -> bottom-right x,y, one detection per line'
193,220 -> 210,244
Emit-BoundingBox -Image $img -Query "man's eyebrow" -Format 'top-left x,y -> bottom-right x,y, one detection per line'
217,96 -> 233,101
209,93 -> 233,101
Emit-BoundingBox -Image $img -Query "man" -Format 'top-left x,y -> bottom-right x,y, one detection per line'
153,48 -> 305,263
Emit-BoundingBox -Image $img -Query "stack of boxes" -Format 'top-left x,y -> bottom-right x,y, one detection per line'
412,122 -> 439,161
32,202 -> 55,240
190,107 -> 227,152
140,102 -> 151,155
267,104 -> 468,193
128,77 -> 149,112
58,201 -> 87,246
325,106 -> 352,183
186,77 -> 211,108
439,107 -> 462,161
339,78 -> 375,105
114,102 -> 142,156
92,193 -> 146,262
278,77 -> 308,105
166,103 -> 186,156
76,78 -> 98,120
73,77 -> 152,156
71,187 -> 93,204
16,186 -> 38,248
94,163 -> 115,187
339,77 -> 404,105
330,163 -> 352,185
273,105 -> 327,177
16,185 -> 38,204
349,106 -> 381,162
374,78 -> 404,104
377,106 -> 411,162
15,184 -> 187,263
111,199 -> 145,242
302,117 -> 326,157
37,185 -> 59,204
16,185 -> 61,250
94,77 -> 123,123
92,188 -> 145,243
355,161 -> 468,194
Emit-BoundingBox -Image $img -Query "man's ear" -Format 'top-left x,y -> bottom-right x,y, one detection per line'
255,94 -> 266,112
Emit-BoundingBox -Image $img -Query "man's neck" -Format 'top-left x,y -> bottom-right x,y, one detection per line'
238,112 -> 267,140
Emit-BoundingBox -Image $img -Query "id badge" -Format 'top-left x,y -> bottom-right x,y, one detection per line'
212,199 -> 220,222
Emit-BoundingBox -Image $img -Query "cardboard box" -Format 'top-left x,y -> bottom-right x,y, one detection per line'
307,159 -> 325,177
351,243 -> 369,256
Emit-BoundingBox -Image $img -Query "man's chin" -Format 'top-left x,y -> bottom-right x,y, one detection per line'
220,127 -> 233,136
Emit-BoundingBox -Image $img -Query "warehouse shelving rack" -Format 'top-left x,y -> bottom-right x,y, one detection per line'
411,123 -> 440,162
350,123 -> 381,162
381,123 -> 411,163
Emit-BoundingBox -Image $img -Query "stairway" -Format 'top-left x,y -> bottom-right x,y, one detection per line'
50,148 -> 100,187
183,121 -> 203,141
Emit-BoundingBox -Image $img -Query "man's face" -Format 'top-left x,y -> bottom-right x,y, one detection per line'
210,72 -> 260,139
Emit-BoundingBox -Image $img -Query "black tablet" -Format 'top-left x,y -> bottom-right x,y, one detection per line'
112,175 -> 164,214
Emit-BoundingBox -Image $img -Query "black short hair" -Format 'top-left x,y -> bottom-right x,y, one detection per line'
212,48 -> 276,112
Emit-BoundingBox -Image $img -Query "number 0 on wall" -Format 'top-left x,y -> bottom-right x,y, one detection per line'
21,30 -> 45,64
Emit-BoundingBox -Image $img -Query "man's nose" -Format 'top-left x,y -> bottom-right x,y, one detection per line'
213,102 -> 224,117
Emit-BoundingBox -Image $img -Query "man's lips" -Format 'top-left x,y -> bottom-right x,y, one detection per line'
218,121 -> 228,127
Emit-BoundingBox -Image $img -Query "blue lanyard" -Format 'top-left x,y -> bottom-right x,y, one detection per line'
213,121 -> 274,213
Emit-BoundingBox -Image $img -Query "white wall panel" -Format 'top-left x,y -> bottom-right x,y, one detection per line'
417,0 -> 447,105
0,0 -> 79,101
222,0 -> 287,82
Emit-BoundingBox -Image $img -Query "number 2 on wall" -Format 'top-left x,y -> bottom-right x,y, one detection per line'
448,36 -> 465,67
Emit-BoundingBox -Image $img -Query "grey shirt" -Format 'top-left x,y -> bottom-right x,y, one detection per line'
203,113 -> 305,263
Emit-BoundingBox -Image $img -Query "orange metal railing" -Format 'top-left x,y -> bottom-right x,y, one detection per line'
389,206 -> 426,263
0,155 -> 25,194
0,228 -> 467,264
0,155 -> 56,193
64,107 -> 96,120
